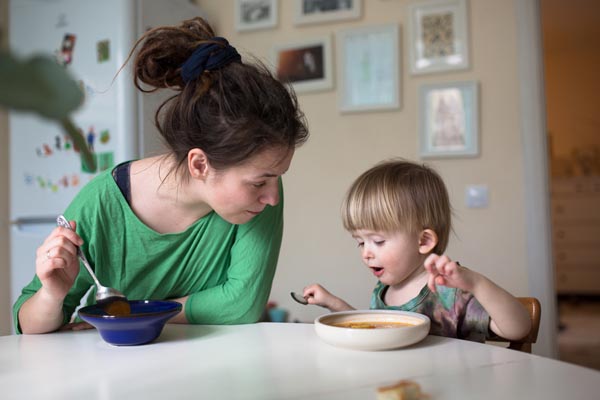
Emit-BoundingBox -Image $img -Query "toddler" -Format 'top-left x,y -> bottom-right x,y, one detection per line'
303,159 -> 531,342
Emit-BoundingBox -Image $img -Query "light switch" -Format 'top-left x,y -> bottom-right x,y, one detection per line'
465,185 -> 489,208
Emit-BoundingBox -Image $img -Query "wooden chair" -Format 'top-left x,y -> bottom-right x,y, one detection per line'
489,297 -> 541,353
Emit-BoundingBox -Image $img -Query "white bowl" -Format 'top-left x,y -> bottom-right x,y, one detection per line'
314,310 -> 431,351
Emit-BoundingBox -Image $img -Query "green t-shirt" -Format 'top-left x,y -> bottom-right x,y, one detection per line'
13,168 -> 284,333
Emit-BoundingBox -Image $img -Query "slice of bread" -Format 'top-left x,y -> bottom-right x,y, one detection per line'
376,380 -> 427,400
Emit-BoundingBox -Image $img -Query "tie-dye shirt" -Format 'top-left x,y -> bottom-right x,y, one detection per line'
370,281 -> 491,342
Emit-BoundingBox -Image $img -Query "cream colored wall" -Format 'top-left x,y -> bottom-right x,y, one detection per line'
1,0 -> 11,335
197,0 -> 530,323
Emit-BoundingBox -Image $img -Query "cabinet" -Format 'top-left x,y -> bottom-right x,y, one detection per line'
551,177 -> 600,294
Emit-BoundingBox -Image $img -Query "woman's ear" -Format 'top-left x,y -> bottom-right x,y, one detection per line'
418,229 -> 438,255
188,148 -> 209,180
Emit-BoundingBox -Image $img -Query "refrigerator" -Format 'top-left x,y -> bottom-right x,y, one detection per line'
8,0 -> 203,332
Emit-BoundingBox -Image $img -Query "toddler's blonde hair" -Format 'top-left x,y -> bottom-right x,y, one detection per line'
341,159 -> 452,253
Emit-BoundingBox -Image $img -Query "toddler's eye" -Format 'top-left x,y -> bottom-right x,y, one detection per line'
356,242 -> 364,248
374,240 -> 385,246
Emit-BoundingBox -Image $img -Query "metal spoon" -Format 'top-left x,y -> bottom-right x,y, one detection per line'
290,291 -> 308,305
56,215 -> 127,304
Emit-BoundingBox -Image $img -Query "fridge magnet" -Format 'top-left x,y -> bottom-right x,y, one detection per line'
86,126 -> 96,152
96,40 -> 110,63
418,80 -> 479,158
272,36 -> 333,93
295,0 -> 362,26
235,0 -> 278,32
408,0 -> 469,75
97,152 -> 114,172
99,129 -> 110,144
336,23 -> 400,113
81,154 -> 98,174
59,33 -> 77,66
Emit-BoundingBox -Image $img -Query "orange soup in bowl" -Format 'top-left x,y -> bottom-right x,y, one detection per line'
332,321 -> 415,329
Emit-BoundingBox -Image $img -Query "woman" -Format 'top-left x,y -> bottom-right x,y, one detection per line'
14,17 -> 309,334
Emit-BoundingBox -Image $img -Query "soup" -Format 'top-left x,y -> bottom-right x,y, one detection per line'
332,321 -> 414,329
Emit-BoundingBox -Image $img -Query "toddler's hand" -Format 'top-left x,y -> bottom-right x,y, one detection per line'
303,284 -> 335,308
423,254 -> 476,293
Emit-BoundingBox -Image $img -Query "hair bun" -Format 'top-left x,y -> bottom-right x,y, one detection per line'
133,17 -> 216,91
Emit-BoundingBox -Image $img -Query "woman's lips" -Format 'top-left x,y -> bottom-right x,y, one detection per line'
370,267 -> 384,277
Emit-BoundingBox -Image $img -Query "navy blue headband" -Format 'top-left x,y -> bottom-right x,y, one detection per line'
180,37 -> 241,83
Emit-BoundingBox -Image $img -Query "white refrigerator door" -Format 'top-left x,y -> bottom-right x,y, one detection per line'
9,0 -> 138,219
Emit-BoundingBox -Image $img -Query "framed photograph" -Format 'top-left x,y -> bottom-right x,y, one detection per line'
408,0 -> 469,75
235,0 -> 278,32
418,81 -> 479,158
337,24 -> 400,113
295,0 -> 362,26
272,36 -> 333,93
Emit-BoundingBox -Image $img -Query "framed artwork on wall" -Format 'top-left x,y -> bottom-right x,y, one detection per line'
336,23 -> 400,113
408,0 -> 469,75
418,80 -> 479,158
295,0 -> 362,26
272,36 -> 333,93
235,0 -> 278,32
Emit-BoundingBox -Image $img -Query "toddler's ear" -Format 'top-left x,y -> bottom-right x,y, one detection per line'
418,229 -> 438,254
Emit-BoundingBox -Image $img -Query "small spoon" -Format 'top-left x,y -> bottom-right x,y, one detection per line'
56,215 -> 129,314
290,291 -> 309,305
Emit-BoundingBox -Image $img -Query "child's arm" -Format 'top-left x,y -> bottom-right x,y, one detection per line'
423,254 -> 531,340
303,284 -> 355,312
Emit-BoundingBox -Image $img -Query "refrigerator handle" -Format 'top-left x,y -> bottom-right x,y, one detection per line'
10,216 -> 57,227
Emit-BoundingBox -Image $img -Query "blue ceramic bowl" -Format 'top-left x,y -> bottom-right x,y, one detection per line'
78,300 -> 182,346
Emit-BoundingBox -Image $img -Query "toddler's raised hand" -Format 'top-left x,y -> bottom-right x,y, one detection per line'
423,254 -> 476,293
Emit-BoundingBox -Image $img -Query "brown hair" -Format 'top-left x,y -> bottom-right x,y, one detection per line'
341,159 -> 452,253
128,17 -> 308,177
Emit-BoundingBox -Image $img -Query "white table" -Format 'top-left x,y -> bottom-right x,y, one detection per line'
1,323 -> 599,399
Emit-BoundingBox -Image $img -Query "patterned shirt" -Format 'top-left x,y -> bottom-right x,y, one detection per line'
370,281 -> 491,342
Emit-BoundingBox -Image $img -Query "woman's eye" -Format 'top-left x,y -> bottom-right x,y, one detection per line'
252,182 -> 266,188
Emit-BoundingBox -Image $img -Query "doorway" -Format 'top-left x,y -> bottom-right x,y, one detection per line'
541,0 -> 600,370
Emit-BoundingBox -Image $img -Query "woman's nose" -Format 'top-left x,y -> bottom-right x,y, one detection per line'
260,181 -> 280,206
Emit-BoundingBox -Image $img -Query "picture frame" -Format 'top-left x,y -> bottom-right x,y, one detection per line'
272,36 -> 333,93
418,81 -> 479,158
408,0 -> 469,75
336,23 -> 400,113
235,0 -> 278,32
294,0 -> 362,26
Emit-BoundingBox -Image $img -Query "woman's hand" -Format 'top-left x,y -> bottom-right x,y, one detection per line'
35,220 -> 83,302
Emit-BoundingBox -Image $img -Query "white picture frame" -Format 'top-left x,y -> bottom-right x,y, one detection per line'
337,23 -> 401,113
235,0 -> 278,32
408,0 -> 469,75
272,36 -> 333,93
418,81 -> 479,158
295,0 -> 362,26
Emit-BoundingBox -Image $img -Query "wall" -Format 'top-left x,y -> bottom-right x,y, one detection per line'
0,0 -> 10,336
197,0 -> 530,322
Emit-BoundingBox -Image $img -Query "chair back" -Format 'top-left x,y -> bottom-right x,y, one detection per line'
493,297 -> 541,353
